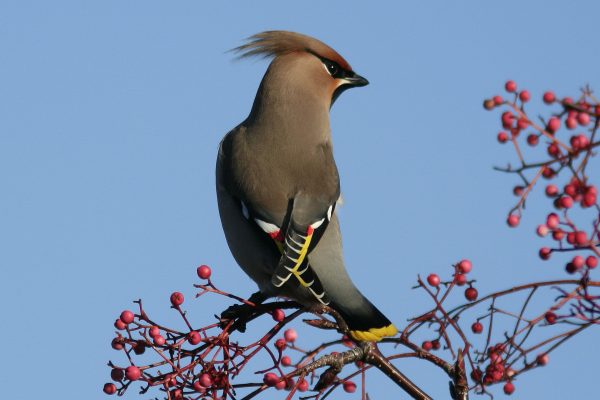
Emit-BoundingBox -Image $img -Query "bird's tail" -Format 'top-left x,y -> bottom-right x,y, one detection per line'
331,298 -> 398,342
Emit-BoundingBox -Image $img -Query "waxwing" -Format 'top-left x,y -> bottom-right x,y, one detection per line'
216,31 -> 397,342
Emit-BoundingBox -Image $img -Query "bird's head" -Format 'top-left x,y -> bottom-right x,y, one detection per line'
234,31 -> 368,108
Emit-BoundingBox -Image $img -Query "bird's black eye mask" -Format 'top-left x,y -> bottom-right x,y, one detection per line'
321,58 -> 346,79
306,51 -> 369,106
311,54 -> 351,80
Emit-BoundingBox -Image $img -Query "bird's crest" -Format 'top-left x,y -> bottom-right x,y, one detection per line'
233,31 -> 351,71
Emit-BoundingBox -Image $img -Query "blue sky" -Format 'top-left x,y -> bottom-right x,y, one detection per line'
1,1 -> 599,399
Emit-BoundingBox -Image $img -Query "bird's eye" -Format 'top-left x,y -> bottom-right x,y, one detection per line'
324,60 -> 339,77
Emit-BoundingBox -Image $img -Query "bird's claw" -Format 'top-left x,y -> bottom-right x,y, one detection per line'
219,303 -> 256,333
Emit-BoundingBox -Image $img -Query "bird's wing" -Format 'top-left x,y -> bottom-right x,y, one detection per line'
239,192 -> 336,305
269,194 -> 336,305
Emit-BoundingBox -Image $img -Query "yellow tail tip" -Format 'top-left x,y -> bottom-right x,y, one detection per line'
349,324 -> 398,342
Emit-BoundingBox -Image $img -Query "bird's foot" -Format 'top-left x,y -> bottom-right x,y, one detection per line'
219,291 -> 266,333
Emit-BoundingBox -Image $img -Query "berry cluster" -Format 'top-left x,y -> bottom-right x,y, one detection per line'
484,82 -> 600,279
105,266 -> 222,398
105,265 -> 369,400
415,254 -> 597,397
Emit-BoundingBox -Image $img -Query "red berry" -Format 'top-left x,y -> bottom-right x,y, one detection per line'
263,372 -> 279,387
504,382 -> 515,395
193,381 -> 205,392
547,143 -> 560,157
199,373 -> 212,387
275,338 -> 287,350
170,292 -> 184,307
494,343 -> 506,353
513,185 -> 524,196
284,328 -> 297,342
422,340 -> 433,351
272,309 -> 285,322
197,264 -> 212,280
431,339 -> 441,350
542,166 -> 555,179
111,338 -> 124,350
546,213 -> 560,229
497,131 -> 509,143
471,369 -> 482,383
281,355 -> 292,366
547,117 -> 561,132
545,311 -> 557,324
539,247 -> 551,260
343,381 -> 357,393
103,383 -> 117,395
570,135 -> 582,151
566,117 -> 577,129
537,354 -> 549,366
188,331 -> 201,345
149,326 -> 160,338
505,80 -> 517,93
575,231 -> 588,246
586,256 -> 598,269
517,118 -> 529,130
454,273 -> 468,286
553,229 -> 565,240
297,378 -> 309,392
572,255 -> 585,269
275,380 -> 286,390
153,335 -> 166,346
483,99 -> 495,110
583,192 -> 597,207
125,365 -> 141,381
564,183 -> 577,197
427,273 -> 441,287
578,112 -> 591,126
491,370 -> 503,382
483,374 -> 493,386
507,214 -> 520,227
489,352 -> 503,363
519,90 -> 530,102
133,340 -> 146,355
493,95 -> 504,105
543,91 -> 556,103
458,259 -> 472,274
114,319 -> 127,330
120,310 -> 135,325
471,322 -> 483,334
111,368 -> 124,382
465,287 -> 478,301
527,134 -> 539,146
559,196 -> 573,209
545,184 -> 559,197
501,112 -> 514,128
536,225 -> 549,237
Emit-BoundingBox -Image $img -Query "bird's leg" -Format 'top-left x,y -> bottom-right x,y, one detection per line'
219,291 -> 267,333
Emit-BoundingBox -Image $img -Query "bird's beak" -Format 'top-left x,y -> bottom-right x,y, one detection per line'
331,71 -> 369,107
343,72 -> 369,87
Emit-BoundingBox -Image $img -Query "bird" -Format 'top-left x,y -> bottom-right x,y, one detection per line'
216,31 -> 397,342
